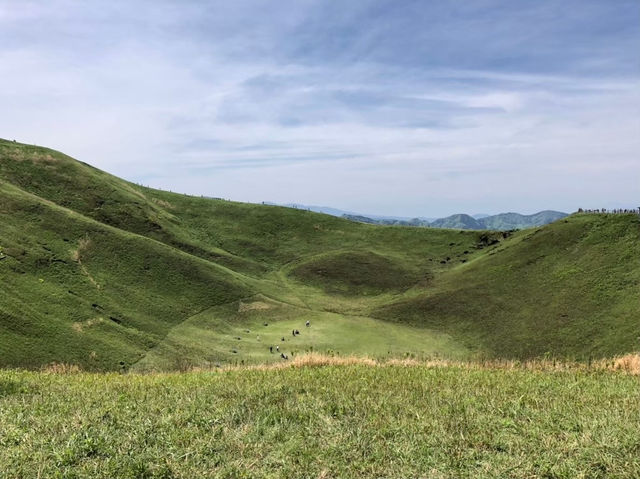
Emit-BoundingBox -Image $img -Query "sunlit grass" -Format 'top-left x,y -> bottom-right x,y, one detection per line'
1,359 -> 638,478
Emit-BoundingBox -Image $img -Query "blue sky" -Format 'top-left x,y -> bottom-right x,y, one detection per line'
1,0 -> 638,216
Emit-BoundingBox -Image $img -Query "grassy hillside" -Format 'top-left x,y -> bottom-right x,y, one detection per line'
1,361 -> 638,478
0,139 -> 482,370
376,213 -> 640,359
289,250 -> 419,295
1,138 -> 638,370
0,180 -> 250,370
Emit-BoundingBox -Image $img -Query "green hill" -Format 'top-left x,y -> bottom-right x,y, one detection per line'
0,179 -> 250,370
375,213 -> 640,359
0,138 -> 638,370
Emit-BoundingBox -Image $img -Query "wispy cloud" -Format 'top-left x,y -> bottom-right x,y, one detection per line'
0,0 -> 638,216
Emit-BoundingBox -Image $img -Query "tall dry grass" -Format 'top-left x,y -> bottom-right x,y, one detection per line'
41,363 -> 82,374
35,352 -> 640,375
210,352 -> 640,375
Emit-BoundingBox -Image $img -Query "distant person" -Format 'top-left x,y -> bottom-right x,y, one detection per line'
269,346 -> 273,353
306,321 -> 310,327
276,346 -> 279,352
281,337 -> 285,341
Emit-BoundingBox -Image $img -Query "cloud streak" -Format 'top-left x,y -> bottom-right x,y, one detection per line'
0,0 -> 638,216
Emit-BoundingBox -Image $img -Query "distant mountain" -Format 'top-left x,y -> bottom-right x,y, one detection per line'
341,214 -> 379,225
279,204 -> 360,217
430,214 -> 483,229
268,202 -> 568,231
343,215 -> 431,227
479,211 -> 568,230
270,203 -> 437,223
343,210 -> 569,231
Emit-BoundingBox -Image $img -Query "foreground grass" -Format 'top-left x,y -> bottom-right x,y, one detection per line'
1,360 -> 639,478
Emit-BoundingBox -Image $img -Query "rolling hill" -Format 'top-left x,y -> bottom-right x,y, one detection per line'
0,138 -> 638,371
375,213 -> 640,358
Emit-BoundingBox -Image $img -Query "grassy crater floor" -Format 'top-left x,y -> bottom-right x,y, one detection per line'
1,360 -> 639,478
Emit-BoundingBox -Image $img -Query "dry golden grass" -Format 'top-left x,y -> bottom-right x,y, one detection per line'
71,317 -> 103,333
27,353 -> 640,375
71,234 -> 92,263
205,352 -> 640,375
9,150 -> 57,163
70,235 -> 101,289
151,197 -> 174,209
237,300 -> 272,312
598,353 -> 640,375
41,363 -> 82,374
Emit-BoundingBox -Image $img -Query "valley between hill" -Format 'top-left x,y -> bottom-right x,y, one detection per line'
1,138 -> 639,371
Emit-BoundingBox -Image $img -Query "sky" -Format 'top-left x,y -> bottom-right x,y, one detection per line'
1,0 -> 639,217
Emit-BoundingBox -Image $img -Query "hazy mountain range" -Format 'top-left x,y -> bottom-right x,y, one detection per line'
264,203 -> 439,223
270,203 -> 568,230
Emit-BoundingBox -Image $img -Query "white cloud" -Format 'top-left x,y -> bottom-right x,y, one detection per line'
0,0 -> 638,216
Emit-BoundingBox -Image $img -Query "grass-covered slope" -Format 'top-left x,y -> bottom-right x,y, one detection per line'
0,139 -> 482,369
376,213 -> 640,359
0,139 -> 264,274
0,140 -> 483,273
1,138 -> 638,369
0,180 -> 250,370
1,362 -> 638,478
289,250 -> 418,295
